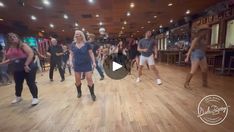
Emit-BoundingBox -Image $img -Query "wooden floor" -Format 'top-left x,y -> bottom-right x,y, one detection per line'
0,63 -> 233,132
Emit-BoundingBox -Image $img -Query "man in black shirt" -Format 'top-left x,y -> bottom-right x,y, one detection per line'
47,38 -> 65,82
88,34 -> 105,80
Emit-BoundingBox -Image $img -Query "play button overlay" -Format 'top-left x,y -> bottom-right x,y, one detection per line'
103,53 -> 130,80
112,61 -> 122,71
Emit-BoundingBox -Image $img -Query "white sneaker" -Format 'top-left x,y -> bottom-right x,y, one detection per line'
156,79 -> 162,85
136,77 -> 141,83
11,97 -> 22,104
31,98 -> 39,106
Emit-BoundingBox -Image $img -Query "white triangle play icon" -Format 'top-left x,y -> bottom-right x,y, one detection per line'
112,61 -> 122,71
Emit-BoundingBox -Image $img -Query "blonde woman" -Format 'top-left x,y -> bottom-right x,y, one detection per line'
70,30 -> 96,101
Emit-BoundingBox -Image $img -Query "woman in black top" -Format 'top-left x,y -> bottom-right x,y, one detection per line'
129,39 -> 141,72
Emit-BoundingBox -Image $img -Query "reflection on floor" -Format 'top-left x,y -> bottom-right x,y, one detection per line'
0,63 -> 233,132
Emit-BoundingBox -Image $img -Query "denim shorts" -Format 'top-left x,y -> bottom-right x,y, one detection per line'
191,49 -> 206,61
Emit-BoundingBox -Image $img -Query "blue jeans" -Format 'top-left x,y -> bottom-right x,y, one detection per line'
95,60 -> 104,78
0,64 -> 10,83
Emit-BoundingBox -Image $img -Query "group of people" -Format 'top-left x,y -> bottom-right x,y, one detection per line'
0,25 -> 210,106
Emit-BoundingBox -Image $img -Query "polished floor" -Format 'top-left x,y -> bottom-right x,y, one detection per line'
0,63 -> 233,132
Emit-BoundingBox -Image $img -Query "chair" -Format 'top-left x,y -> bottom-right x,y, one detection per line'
206,55 -> 216,72
228,56 -> 234,75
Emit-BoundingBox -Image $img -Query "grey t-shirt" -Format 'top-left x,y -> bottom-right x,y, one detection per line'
139,38 -> 155,57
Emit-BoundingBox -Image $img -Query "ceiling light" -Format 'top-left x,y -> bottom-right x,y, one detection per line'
186,9 -> 191,14
152,29 -> 155,32
75,22 -> 79,27
63,14 -> 68,19
159,25 -> 163,28
130,3 -> 135,8
124,21 -> 127,25
0,18 -> 4,21
82,28 -> 85,31
122,27 -> 125,30
96,14 -> 99,17
0,1 -> 4,7
50,24 -> 54,28
31,15 -> 37,21
127,11 -> 131,16
154,16 -> 157,18
99,22 -> 103,26
141,27 -> 144,29
43,0 -> 51,6
170,19 -> 173,23
168,3 -> 173,7
148,21 -> 151,24
88,0 -> 94,4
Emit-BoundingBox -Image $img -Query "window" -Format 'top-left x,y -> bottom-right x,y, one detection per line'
210,24 -> 219,48
225,19 -> 234,48
158,39 -> 160,50
160,38 -> 164,50
164,38 -> 167,50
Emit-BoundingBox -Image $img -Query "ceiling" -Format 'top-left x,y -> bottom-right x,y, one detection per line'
0,0 -> 223,39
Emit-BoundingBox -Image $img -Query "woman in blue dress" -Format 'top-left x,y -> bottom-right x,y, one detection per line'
70,30 -> 96,101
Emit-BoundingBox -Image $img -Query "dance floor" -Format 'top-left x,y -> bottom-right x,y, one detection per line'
0,64 -> 233,132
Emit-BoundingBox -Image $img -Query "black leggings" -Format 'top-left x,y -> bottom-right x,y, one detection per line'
13,66 -> 38,98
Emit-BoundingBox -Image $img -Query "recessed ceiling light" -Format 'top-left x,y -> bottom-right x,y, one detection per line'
148,21 -> 151,24
124,21 -> 127,25
96,14 -> 99,17
99,22 -> 103,26
63,14 -> 68,19
41,30 -> 45,33
130,3 -> 135,8
88,0 -> 94,4
154,16 -> 157,18
31,15 -> 37,21
170,19 -> 173,23
50,23 -> 54,28
127,11 -> 131,16
62,29 -> 65,32
159,25 -> 163,28
0,1 -> 4,7
43,0 -> 51,6
82,28 -> 85,31
75,22 -> 79,27
0,18 -> 4,21
186,9 -> 191,14
168,3 -> 173,7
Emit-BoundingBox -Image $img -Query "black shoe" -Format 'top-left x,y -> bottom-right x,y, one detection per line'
60,78 -> 65,82
76,83 -> 82,98
100,76 -> 104,80
88,84 -> 96,101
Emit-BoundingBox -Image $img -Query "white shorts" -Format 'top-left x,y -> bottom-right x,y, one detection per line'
139,55 -> 155,66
